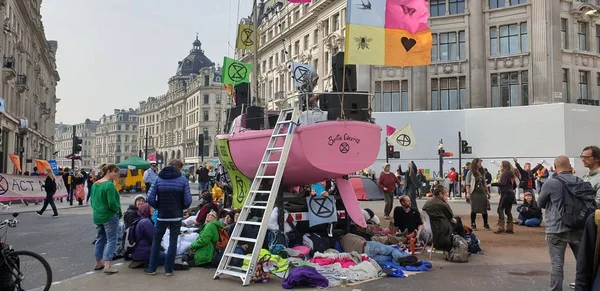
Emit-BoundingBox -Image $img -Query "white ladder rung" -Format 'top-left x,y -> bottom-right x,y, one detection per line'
249,190 -> 271,195
266,147 -> 284,151
231,236 -> 258,243
244,205 -> 267,210
276,121 -> 292,125
272,133 -> 287,137
224,253 -> 253,261
216,269 -> 246,279
237,220 -> 262,226
255,175 -> 276,179
261,161 -> 280,165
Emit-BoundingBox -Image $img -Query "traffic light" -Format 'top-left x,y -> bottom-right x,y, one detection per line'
461,140 -> 472,154
387,145 -> 395,158
72,135 -> 83,154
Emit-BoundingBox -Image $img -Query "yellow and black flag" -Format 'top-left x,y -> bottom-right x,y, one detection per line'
235,24 -> 255,51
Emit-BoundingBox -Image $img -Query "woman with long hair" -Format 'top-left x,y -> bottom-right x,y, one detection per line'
491,161 -> 516,234
465,158 -> 490,230
36,168 -> 59,217
91,164 -> 122,274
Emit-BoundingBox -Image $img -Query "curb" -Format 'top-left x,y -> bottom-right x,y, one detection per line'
3,204 -> 91,215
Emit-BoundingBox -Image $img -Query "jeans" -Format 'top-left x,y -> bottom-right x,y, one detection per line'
364,241 -> 409,263
39,195 -> 58,216
546,230 -> 582,291
518,214 -> 541,227
147,220 -> 181,273
382,191 -> 394,217
198,181 -> 208,191
94,214 -> 120,261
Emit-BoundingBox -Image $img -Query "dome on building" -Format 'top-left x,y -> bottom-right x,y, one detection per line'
175,35 -> 215,76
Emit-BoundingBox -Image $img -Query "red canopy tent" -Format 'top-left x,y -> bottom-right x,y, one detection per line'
349,175 -> 384,201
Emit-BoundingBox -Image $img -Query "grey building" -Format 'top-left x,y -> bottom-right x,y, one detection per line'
95,109 -> 139,165
54,119 -> 100,169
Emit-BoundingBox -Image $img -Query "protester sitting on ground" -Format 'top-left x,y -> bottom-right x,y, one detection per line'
128,203 -> 166,268
124,195 -> 147,229
393,195 -> 423,236
222,209 -> 237,231
185,210 -> 223,267
195,191 -> 218,226
422,185 -> 456,252
212,184 -> 224,204
362,208 -> 381,226
516,192 -> 542,227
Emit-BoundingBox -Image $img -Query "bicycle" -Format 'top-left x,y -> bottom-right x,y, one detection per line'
0,210 -> 53,291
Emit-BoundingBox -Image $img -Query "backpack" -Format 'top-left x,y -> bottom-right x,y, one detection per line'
555,176 -> 597,230
215,227 -> 230,250
123,218 -> 142,257
446,234 -> 469,263
46,178 -> 57,193
302,233 -> 330,254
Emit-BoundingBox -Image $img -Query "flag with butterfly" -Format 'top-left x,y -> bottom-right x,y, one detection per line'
345,0 -> 432,67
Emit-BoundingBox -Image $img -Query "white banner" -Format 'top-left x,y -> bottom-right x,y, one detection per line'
0,174 -> 68,202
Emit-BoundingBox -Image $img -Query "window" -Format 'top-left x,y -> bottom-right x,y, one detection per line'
580,71 -> 589,100
313,29 -> 318,44
449,0 -> 465,14
269,56 -> 273,69
304,34 -> 309,50
489,0 -> 505,9
490,23 -> 528,56
203,128 -> 209,140
490,71 -> 529,107
510,0 -> 526,5
459,31 -> 466,59
430,0 -> 445,17
204,75 -> 210,86
431,34 -> 438,61
294,40 -> 300,55
431,77 -> 466,110
203,145 -> 210,157
333,14 -> 340,31
373,80 -> 409,112
203,94 -> 209,104
216,95 -> 221,104
597,25 -> 600,53
561,19 -> 568,49
203,110 -> 209,121
432,31 -> 466,61
579,22 -> 588,51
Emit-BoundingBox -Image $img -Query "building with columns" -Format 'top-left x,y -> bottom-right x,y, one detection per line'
0,0 -> 60,174
243,0 -> 600,112
138,37 -> 227,166
94,109 -> 139,165
54,119 -> 99,170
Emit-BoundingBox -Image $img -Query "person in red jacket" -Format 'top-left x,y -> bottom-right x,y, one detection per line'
378,163 -> 402,220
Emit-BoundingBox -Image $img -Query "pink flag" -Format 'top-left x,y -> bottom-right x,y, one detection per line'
386,125 -> 396,137
289,0 -> 311,3
385,0 -> 430,34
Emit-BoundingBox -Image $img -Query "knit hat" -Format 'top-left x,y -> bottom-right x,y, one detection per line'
201,190 -> 212,202
524,192 -> 532,197
382,163 -> 390,170
133,194 -> 146,204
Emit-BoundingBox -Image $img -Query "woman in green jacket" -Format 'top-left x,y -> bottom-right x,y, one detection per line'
91,164 -> 122,274
189,210 -> 222,266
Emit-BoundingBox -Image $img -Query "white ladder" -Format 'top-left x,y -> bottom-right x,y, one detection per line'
214,107 -> 299,286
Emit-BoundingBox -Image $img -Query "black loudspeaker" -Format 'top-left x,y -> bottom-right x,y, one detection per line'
234,82 -> 250,106
268,113 -> 279,129
245,106 -> 264,130
224,106 -> 243,133
321,92 -> 369,121
332,52 -> 357,92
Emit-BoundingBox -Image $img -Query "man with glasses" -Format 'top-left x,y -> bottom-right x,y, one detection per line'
581,145 -> 600,206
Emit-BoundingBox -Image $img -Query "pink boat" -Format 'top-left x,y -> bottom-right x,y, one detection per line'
217,113 -> 382,186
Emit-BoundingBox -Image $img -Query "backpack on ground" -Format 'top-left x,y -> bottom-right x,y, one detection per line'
302,233 -> 330,254
555,176 -> 597,229
215,227 -> 230,250
123,218 -> 142,258
446,234 -> 469,263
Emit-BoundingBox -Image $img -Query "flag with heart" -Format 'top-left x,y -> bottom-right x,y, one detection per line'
345,0 -> 432,67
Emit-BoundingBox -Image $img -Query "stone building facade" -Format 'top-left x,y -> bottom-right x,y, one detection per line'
54,119 -> 99,169
138,37 -> 227,166
0,0 -> 60,173
94,109 -> 139,165
244,0 -> 600,112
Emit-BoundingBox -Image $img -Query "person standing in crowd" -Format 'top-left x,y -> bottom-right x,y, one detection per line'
86,171 -> 96,205
536,165 -> 550,195
462,162 -> 471,201
447,168 -> 458,199
484,168 -> 493,195
575,209 -> 600,290
465,158 -> 490,230
404,161 -> 420,209
36,168 -> 59,218
91,164 -> 122,274
143,164 -> 158,194
538,156 -> 588,291
146,159 -> 192,276
514,158 -> 543,201
73,171 -> 86,206
196,164 -> 210,195
378,163 -> 402,220
491,161 -> 516,234
581,145 -> 600,205
62,167 -> 72,202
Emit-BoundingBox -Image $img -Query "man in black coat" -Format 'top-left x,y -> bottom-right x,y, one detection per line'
575,211 -> 600,291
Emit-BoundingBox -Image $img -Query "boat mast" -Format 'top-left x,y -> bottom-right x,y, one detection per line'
251,0 -> 259,106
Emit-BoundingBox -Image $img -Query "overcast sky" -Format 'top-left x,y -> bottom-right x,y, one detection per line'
41,0 -> 252,124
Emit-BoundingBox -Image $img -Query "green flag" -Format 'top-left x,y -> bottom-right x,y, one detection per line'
223,57 -> 252,85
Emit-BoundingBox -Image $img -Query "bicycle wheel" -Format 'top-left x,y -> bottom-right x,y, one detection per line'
8,250 -> 52,291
